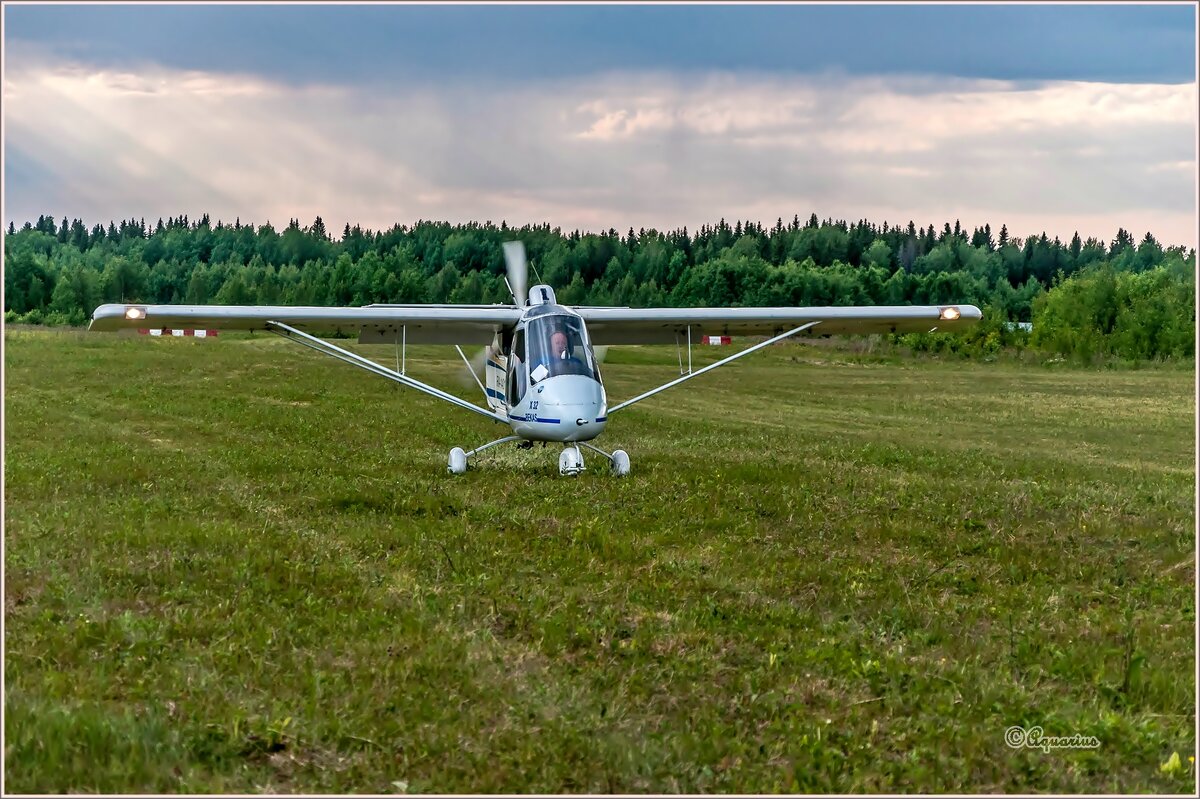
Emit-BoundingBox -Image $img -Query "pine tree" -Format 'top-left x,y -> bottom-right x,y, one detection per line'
1111,228 -> 1134,255
71,219 -> 87,248
998,224 -> 1009,248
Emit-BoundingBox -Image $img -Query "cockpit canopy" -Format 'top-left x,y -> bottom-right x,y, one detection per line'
508,307 -> 600,403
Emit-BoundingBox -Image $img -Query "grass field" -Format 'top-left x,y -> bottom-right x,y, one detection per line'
3,326 -> 1195,793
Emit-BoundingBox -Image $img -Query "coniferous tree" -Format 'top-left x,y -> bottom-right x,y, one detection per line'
1111,228 -> 1134,257
311,215 -> 328,241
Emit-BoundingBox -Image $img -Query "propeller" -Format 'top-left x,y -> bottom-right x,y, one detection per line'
456,343 -> 497,392
502,240 -> 529,308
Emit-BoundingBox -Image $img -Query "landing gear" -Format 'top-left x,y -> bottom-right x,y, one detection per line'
581,442 -> 631,477
447,435 -> 521,475
448,438 -> 629,477
559,444 -> 585,476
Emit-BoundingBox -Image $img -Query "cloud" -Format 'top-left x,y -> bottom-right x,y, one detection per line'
3,59 -> 1196,249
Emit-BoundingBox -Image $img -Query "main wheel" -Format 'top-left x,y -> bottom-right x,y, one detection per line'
611,449 -> 630,477
448,447 -> 467,474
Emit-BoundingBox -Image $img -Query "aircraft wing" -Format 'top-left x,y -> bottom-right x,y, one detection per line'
89,303 -> 522,344
576,305 -> 982,344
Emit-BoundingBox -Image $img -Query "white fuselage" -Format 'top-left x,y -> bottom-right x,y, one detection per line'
507,373 -> 607,442
502,296 -> 607,443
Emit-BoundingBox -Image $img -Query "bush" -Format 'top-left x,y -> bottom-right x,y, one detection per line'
42,311 -> 73,327
1032,263 -> 1194,361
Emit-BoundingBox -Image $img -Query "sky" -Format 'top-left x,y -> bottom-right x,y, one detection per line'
3,3 -> 1197,248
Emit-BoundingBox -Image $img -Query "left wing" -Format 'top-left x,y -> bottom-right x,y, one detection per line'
89,303 -> 522,344
575,305 -> 982,345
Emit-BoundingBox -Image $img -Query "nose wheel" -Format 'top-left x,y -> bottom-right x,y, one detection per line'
559,444 -> 585,476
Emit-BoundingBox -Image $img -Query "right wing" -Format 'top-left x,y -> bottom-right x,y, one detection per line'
576,305 -> 982,345
89,303 -> 522,345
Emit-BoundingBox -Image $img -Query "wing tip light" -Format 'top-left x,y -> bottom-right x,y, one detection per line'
89,303 -> 146,331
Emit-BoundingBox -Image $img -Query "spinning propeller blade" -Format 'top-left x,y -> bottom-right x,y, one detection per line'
456,344 -> 493,390
502,241 -> 529,308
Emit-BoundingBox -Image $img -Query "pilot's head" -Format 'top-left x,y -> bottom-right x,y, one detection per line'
550,330 -> 569,358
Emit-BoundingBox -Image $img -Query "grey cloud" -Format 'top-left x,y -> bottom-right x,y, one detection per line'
4,61 -> 1196,247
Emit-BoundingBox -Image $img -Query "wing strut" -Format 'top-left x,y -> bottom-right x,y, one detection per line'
266,321 -> 503,422
607,322 -> 820,414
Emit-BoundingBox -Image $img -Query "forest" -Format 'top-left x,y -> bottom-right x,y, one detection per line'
4,212 -> 1194,361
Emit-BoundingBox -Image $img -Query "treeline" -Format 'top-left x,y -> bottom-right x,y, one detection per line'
3,212 -> 1194,360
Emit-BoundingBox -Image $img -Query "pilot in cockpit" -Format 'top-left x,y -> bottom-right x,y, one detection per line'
549,330 -> 569,361
530,319 -> 588,382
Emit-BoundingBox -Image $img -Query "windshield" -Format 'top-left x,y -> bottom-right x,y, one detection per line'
524,313 -> 598,384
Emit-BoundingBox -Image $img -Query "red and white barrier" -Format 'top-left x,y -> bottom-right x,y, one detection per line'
705,335 -> 731,345
138,329 -> 218,337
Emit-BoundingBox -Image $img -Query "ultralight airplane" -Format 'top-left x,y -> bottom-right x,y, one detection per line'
91,241 -> 981,476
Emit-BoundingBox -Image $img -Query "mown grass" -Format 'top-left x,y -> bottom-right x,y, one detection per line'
4,327 -> 1195,793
